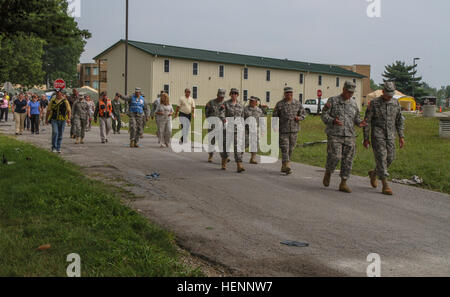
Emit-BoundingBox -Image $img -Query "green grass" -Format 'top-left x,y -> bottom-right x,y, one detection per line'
0,135 -> 202,277
293,113 -> 450,194
128,107 -> 450,194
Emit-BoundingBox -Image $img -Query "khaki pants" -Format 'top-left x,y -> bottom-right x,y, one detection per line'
99,117 -> 112,142
14,112 -> 26,134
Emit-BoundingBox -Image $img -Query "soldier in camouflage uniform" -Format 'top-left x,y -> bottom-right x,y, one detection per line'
272,87 -> 306,175
363,82 -> 405,195
221,88 -> 246,172
205,89 -> 226,164
112,94 -> 123,134
72,95 -> 90,144
68,89 -> 79,139
118,88 -> 149,148
244,96 -> 268,165
321,81 -> 367,193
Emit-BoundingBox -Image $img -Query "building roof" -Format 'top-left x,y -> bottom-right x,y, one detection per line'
94,40 -> 365,78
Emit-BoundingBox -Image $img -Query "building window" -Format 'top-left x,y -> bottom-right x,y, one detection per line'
93,67 -> 99,76
193,63 -> 198,75
300,73 -> 304,84
164,84 -> 170,94
164,60 -> 170,73
244,68 -> 248,80
266,70 -> 271,81
192,86 -> 198,99
299,93 -> 303,104
85,67 -> 90,76
353,78 -> 357,83
266,91 -> 270,103
336,77 -> 340,87
84,81 -> 90,86
92,81 -> 99,89
243,90 -> 248,101
219,65 -> 224,77
318,75 -> 322,86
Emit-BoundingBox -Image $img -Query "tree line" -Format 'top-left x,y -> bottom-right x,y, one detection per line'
0,0 -> 91,88
371,61 -> 450,101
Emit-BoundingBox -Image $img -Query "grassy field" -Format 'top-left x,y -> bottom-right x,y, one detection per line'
0,135 -> 202,277
123,108 -> 449,194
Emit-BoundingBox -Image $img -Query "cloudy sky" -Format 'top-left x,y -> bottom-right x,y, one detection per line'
77,0 -> 450,88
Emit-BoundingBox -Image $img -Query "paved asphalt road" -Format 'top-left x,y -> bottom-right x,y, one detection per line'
1,122 -> 449,277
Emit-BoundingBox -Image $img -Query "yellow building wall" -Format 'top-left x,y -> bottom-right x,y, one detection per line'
97,43 -> 362,108
152,56 -> 362,108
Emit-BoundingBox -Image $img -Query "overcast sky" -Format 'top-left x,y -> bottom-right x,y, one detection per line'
77,0 -> 450,88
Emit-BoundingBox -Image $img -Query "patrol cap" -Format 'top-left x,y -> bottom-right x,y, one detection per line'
383,82 -> 396,96
217,88 -> 226,96
344,81 -> 356,92
230,88 -> 239,95
135,87 -> 141,93
249,96 -> 260,102
284,87 -> 293,93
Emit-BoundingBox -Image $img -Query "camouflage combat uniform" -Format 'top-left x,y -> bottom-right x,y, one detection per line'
363,96 -> 404,179
68,93 -> 78,137
244,104 -> 267,151
321,95 -> 364,180
120,95 -> 149,144
272,99 -> 306,163
205,98 -> 226,156
111,99 -> 122,133
72,98 -> 90,139
221,99 -> 245,163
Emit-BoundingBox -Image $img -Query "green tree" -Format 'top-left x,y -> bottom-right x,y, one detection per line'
0,33 -> 45,87
370,79 -> 382,91
0,0 -> 90,45
382,61 -> 423,97
0,0 -> 90,87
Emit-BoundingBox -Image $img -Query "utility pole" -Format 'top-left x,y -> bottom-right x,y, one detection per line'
412,57 -> 420,98
125,0 -> 129,96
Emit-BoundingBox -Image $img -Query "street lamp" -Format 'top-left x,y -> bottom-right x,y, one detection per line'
125,0 -> 129,96
412,57 -> 420,99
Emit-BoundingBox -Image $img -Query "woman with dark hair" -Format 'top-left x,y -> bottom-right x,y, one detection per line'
27,95 -> 42,134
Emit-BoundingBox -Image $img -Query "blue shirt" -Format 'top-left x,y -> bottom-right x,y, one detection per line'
14,99 -> 28,113
29,101 -> 41,115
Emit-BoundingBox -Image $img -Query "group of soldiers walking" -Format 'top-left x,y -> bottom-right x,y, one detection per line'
64,80 -> 405,196
321,81 -> 404,195
204,81 -> 404,196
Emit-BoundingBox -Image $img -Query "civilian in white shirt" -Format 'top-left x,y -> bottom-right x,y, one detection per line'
175,88 -> 196,144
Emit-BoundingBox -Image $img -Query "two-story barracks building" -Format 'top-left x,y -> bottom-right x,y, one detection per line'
94,40 -> 365,108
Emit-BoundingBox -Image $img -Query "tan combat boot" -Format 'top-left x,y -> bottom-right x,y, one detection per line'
221,158 -> 227,170
250,153 -> 258,164
382,179 -> 393,195
339,179 -> 352,193
237,162 -> 245,173
80,138 -> 84,144
134,142 -> 140,148
281,162 -> 287,173
208,153 -> 213,163
369,170 -> 378,188
323,170 -> 331,187
285,162 -> 293,175
130,140 -> 135,148
75,137 -> 80,145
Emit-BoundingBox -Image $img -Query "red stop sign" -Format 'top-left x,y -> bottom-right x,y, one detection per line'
317,90 -> 323,98
54,79 -> 66,90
